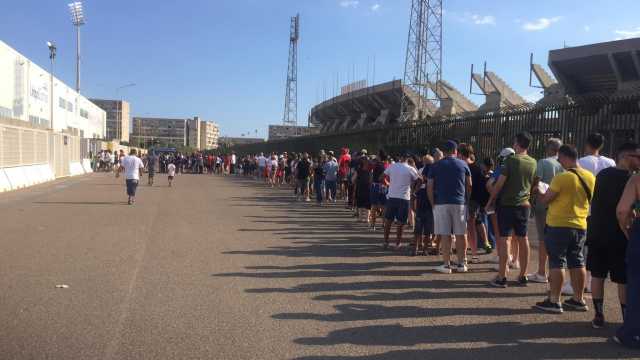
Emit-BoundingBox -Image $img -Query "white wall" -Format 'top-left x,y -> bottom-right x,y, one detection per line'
0,40 -> 106,138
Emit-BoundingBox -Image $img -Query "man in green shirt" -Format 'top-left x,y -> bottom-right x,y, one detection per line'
487,132 -> 537,288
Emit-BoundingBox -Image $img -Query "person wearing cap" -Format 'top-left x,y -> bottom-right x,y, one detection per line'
427,140 -> 472,273
383,152 -> 421,249
487,132 -> 537,288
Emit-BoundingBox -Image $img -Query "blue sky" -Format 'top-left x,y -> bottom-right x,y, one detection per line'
2,0 -> 640,138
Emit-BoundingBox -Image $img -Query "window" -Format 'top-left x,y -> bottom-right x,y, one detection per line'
59,97 -> 66,109
80,109 -> 89,119
66,100 -> 73,112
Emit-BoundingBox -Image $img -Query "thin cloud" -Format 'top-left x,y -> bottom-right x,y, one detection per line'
522,16 -> 562,31
472,14 -> 495,26
339,0 -> 359,8
583,25 -> 591,32
371,4 -> 381,12
615,27 -> 640,40
453,12 -> 496,26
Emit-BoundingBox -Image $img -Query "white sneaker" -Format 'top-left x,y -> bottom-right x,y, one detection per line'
527,273 -> 548,284
435,264 -> 452,274
561,282 -> 574,296
456,263 -> 469,273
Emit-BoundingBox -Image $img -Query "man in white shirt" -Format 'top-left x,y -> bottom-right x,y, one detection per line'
119,149 -> 145,205
578,133 -> 616,176
257,153 -> 267,181
231,152 -> 237,175
382,154 -> 420,249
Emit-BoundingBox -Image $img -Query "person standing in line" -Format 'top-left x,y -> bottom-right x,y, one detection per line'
528,138 -> 564,284
458,143 -> 490,263
323,154 -> 339,202
313,156 -> 326,205
414,154 -> 435,256
535,144 -> 595,313
353,156 -> 372,222
614,171 -> 640,348
338,148 -> 352,201
579,133 -> 616,175
296,153 -> 312,202
588,143 -> 640,328
167,161 -> 176,187
428,140 -> 472,274
370,151 -> 390,231
119,149 -> 145,205
487,132 -> 537,288
383,153 -> 421,249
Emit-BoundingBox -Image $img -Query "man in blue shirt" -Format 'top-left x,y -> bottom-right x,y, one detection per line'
427,140 -> 472,274
323,155 -> 339,202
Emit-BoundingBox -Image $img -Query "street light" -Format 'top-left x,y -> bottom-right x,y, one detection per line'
68,1 -> 85,93
47,41 -> 57,131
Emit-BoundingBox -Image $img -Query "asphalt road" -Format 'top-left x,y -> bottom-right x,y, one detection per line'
0,172 -> 637,360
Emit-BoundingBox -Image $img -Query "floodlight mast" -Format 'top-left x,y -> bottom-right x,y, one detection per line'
68,2 -> 85,93
282,14 -> 299,127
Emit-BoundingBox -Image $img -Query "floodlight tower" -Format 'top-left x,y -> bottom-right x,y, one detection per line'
400,0 -> 442,123
68,1 -> 85,93
282,14 -> 299,126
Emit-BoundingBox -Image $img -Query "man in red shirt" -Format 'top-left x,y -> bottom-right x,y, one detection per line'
338,148 -> 351,201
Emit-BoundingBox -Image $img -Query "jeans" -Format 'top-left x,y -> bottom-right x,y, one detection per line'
325,180 -> 337,200
314,178 -> 324,203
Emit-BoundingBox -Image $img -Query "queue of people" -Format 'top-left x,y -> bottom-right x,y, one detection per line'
232,132 -> 639,349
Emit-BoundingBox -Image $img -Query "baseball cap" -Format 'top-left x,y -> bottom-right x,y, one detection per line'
499,147 -> 516,158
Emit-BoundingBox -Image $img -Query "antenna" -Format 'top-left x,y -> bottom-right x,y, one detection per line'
282,14 -> 299,126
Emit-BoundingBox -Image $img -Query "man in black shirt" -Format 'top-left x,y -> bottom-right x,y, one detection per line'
296,153 -> 312,202
588,142 -> 640,328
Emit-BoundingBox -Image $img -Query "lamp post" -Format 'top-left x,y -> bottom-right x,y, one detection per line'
115,83 -> 135,142
68,2 -> 85,93
47,41 -> 57,131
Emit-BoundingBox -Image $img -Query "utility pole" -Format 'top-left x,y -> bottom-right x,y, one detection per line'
400,0 -> 442,123
68,2 -> 85,93
282,14 -> 299,126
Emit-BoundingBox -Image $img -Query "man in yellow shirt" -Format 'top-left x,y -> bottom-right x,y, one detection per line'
535,144 -> 595,313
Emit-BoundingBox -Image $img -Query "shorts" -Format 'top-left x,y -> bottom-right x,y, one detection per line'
384,197 -> 410,224
544,226 -> 586,269
370,183 -> 387,207
497,206 -> 530,237
297,178 -> 310,192
168,176 -> 174,180
587,242 -> 627,284
126,179 -> 139,197
414,209 -> 434,236
434,204 -> 467,235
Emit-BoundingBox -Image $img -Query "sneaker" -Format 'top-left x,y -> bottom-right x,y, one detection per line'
435,264 -> 452,274
456,263 -> 469,273
517,276 -> 529,286
484,245 -> 494,255
527,273 -> 548,284
561,283 -> 574,296
563,298 -> 589,312
489,277 -> 508,288
535,299 -> 564,314
592,314 -> 605,329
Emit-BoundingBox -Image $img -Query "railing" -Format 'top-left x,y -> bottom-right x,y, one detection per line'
232,93 -> 640,159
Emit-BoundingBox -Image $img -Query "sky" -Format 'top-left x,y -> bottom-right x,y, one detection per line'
2,0 -> 640,139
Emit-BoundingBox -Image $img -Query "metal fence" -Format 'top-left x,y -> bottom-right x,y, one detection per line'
232,93 -> 640,159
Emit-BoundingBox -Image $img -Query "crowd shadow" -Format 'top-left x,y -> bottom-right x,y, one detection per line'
218,177 -> 630,359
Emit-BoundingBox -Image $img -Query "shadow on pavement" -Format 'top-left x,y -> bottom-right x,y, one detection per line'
218,177 -> 631,359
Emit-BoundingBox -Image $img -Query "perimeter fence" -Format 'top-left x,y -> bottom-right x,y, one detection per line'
232,93 -> 640,159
